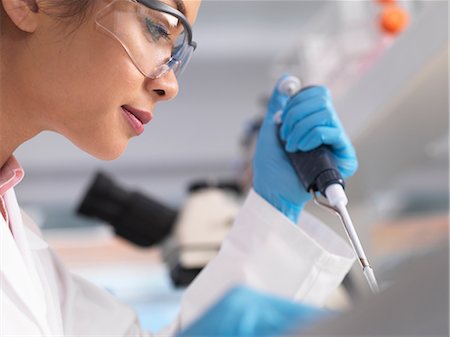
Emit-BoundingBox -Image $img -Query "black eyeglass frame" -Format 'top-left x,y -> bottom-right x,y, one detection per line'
136,0 -> 197,51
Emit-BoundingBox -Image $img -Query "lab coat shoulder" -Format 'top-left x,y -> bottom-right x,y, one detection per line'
18,210 -> 150,337
178,189 -> 355,327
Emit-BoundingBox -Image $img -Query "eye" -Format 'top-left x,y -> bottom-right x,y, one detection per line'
145,17 -> 171,42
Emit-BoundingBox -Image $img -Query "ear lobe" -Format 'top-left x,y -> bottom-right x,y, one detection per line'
2,0 -> 39,33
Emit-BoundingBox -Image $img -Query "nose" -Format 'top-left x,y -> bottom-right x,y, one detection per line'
145,70 -> 179,101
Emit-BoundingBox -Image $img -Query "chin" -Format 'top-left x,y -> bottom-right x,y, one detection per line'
65,130 -> 130,161
96,146 -> 127,161
81,141 -> 128,161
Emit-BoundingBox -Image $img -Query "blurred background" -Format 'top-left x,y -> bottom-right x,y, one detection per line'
13,0 -> 448,332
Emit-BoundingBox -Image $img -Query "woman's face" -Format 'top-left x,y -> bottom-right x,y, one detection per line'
3,0 -> 200,160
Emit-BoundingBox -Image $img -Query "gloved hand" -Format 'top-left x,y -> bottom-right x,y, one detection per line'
177,285 -> 326,337
253,75 -> 358,223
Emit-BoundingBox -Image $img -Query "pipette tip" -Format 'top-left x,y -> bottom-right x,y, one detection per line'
363,266 -> 380,293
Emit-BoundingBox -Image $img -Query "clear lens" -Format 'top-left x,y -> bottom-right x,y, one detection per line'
174,43 -> 194,77
96,0 -> 193,79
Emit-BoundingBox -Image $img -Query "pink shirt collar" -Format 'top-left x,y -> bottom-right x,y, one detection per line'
0,156 -> 24,224
0,156 -> 25,196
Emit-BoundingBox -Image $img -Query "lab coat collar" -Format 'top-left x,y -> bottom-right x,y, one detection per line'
20,210 -> 48,251
1,189 -> 51,335
24,226 -> 49,250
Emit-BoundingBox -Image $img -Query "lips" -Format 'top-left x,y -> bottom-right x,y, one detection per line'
122,105 -> 153,125
121,105 -> 152,136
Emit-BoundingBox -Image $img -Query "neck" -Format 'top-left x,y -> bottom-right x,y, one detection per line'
0,37 -> 42,169
0,93 -> 41,169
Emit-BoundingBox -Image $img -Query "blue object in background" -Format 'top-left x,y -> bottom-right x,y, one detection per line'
177,285 -> 326,337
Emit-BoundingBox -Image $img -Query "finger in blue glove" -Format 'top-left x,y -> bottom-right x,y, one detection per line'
253,77 -> 358,223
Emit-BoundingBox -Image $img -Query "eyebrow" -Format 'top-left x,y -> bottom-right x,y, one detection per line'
172,0 -> 187,17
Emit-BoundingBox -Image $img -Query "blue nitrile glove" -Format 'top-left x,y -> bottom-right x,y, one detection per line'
253,75 -> 358,223
177,286 -> 327,337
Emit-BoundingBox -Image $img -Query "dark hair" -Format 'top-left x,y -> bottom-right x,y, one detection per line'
0,0 -> 93,34
41,0 -> 93,27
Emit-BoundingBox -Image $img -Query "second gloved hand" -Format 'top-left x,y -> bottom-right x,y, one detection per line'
253,76 -> 358,223
177,286 -> 326,337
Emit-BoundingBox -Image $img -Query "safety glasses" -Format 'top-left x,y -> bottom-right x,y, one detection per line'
96,0 -> 197,79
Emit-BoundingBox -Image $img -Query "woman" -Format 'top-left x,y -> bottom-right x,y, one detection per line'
0,0 -> 358,336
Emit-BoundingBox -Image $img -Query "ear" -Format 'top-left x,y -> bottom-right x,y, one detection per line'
1,0 -> 39,33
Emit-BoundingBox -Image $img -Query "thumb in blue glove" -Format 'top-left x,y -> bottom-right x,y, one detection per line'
177,285 -> 327,337
253,75 -> 358,223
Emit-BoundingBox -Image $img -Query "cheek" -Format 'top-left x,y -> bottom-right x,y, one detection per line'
60,58 -> 140,158
54,27 -> 141,123
72,35 -> 140,110
47,28 -> 144,159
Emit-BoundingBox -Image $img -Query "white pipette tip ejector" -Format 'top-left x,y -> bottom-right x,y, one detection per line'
329,184 -> 380,294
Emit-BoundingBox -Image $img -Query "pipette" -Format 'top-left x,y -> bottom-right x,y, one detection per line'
276,76 -> 380,293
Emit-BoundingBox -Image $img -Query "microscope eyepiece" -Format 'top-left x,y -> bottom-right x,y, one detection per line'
77,172 -> 177,247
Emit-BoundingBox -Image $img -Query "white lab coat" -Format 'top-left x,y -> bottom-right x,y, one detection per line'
0,187 -> 354,336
